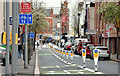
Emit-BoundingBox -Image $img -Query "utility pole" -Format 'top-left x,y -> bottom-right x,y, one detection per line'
5,0 -> 10,75
12,1 -> 17,75
15,2 -> 19,73
24,0 -> 28,69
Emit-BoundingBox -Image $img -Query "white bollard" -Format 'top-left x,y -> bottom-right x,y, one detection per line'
66,51 -> 69,63
58,49 -> 60,56
63,50 -> 65,61
93,49 -> 99,72
70,50 -> 73,64
82,49 -> 86,68
60,49 -> 62,59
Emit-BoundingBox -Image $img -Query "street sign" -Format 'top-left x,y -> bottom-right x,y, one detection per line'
21,3 -> 31,13
28,33 -> 34,38
9,17 -> 12,25
19,14 -> 32,24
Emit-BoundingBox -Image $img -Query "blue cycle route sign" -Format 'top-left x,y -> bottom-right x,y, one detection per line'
28,33 -> 34,38
19,14 -> 32,24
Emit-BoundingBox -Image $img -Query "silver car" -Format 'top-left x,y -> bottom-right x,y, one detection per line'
90,46 -> 110,60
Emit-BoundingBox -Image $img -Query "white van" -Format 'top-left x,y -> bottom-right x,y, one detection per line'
74,38 -> 89,45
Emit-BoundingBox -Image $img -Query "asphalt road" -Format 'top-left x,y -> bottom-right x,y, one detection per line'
38,44 -> 118,75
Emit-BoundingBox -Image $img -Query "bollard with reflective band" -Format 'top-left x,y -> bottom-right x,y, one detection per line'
82,49 -> 86,68
56,49 -> 58,52
66,51 -> 69,63
93,49 -> 99,72
58,49 -> 60,56
60,50 -> 62,59
63,50 -> 65,60
71,50 -> 73,63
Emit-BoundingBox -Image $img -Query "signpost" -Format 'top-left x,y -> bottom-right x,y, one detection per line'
82,49 -> 86,68
93,49 -> 99,72
20,1 -> 32,69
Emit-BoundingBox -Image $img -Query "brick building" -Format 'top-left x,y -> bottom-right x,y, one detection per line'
93,1 -> 120,59
60,0 -> 69,35
41,8 -> 53,37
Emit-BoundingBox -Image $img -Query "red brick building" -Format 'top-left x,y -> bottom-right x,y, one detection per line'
41,8 -> 53,37
93,1 -> 120,59
60,0 -> 69,34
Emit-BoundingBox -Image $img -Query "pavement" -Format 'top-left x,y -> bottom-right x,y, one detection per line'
110,54 -> 120,62
0,50 -> 36,76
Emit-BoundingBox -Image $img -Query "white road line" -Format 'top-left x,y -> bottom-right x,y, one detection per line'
56,65 -> 60,68
34,49 -> 40,75
64,70 -> 71,74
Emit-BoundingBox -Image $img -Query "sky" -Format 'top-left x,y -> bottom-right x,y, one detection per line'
32,0 -> 65,7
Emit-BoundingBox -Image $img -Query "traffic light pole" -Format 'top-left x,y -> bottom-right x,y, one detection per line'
12,1 -> 16,75
5,1 -> 10,75
15,2 -> 19,73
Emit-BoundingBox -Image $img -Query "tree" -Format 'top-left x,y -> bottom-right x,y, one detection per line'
99,2 -> 120,59
30,2 -> 48,50
71,2 -> 84,38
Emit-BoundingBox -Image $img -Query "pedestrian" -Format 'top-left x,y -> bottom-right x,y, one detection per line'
37,42 -> 39,47
18,44 -> 22,58
18,37 -> 22,59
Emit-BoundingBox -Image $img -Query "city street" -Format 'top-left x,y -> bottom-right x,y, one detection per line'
37,44 -> 118,74
0,0 -> 120,75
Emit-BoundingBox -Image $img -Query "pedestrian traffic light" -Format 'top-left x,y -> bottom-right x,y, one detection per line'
2,32 -> 6,44
10,33 -> 12,45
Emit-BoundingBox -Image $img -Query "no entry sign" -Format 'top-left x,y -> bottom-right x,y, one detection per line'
21,3 -> 31,13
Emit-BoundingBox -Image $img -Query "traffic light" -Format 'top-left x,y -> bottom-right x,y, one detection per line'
2,32 -> 6,44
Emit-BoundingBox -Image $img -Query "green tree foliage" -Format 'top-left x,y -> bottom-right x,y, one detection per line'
99,2 -> 120,25
30,2 -> 48,33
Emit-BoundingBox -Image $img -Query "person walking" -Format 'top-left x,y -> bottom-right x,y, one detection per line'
18,44 -> 22,58
37,42 -> 39,48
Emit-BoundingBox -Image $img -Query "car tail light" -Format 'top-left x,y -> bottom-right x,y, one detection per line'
107,51 -> 110,53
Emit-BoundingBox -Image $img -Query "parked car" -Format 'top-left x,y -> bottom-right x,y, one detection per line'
90,46 -> 110,60
64,42 -> 72,50
85,44 -> 100,56
0,45 -> 12,66
75,41 -> 91,55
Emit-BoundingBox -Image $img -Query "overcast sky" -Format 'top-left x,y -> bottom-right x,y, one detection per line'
31,0 -> 65,7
